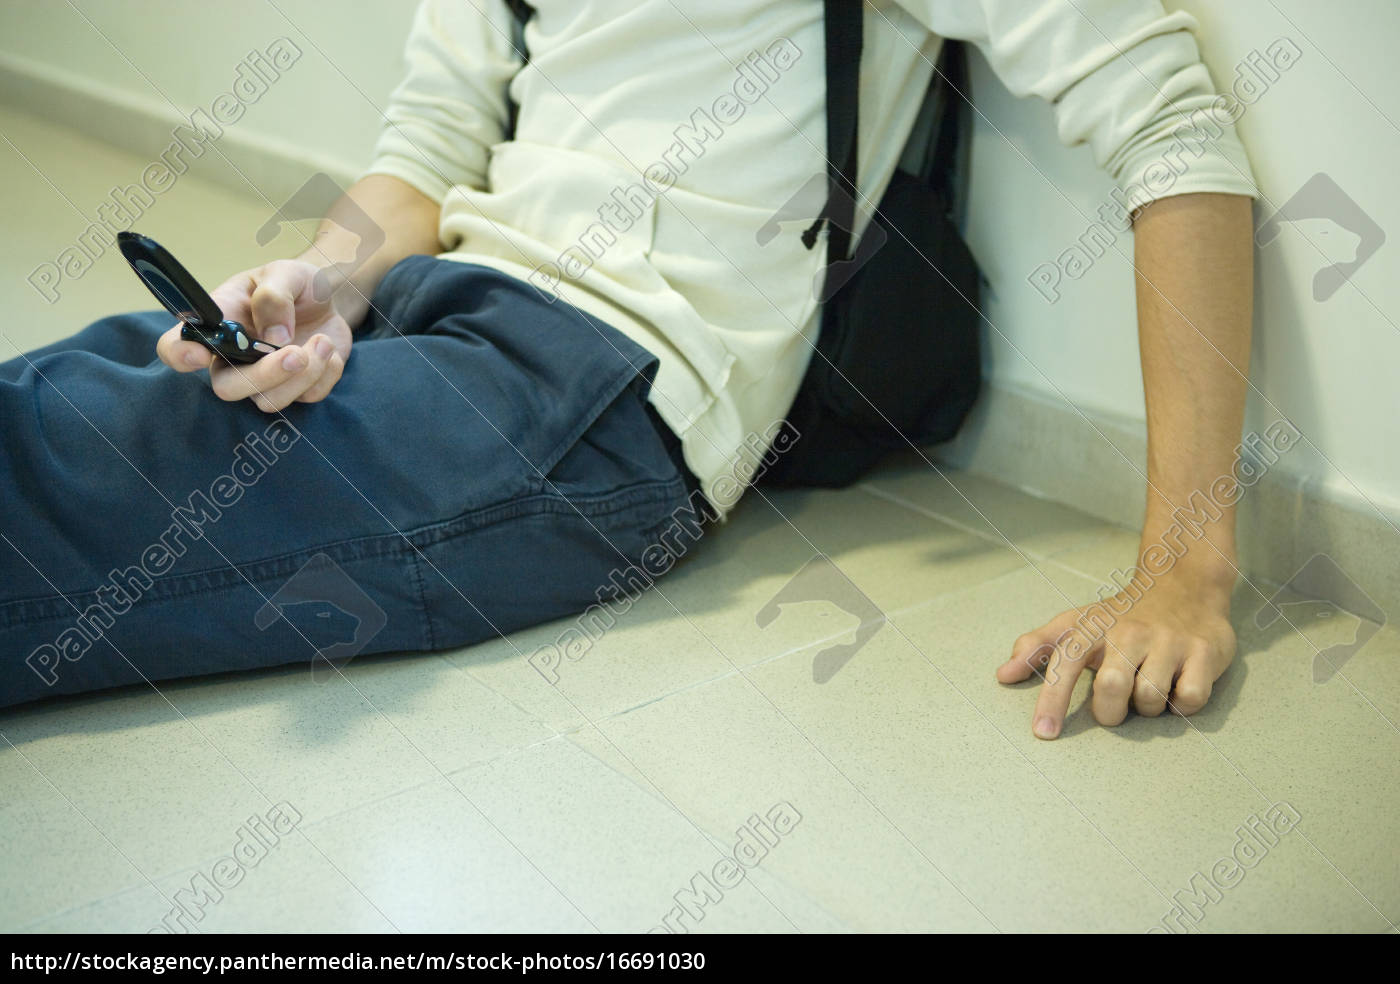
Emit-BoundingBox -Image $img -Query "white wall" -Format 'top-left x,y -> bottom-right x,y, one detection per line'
0,0 -> 418,171
1,0 -> 1395,518
962,0 -> 1400,518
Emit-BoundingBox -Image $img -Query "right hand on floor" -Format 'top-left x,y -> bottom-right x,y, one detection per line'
156,259 -> 354,413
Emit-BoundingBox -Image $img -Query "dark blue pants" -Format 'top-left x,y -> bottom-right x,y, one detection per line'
0,257 -> 696,708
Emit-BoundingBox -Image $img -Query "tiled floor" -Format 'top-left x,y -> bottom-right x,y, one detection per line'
2,105 -> 1397,934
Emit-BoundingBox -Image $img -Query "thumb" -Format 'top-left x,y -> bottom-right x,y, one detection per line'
155,322 -> 212,373
998,609 -> 1078,684
247,264 -> 305,346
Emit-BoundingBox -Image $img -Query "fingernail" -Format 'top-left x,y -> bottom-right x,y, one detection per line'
314,337 -> 333,360
282,350 -> 306,373
268,324 -> 291,345
1033,716 -> 1060,740
182,350 -> 205,367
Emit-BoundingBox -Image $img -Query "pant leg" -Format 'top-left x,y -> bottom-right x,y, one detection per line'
0,257 -> 691,708
0,312 -> 173,382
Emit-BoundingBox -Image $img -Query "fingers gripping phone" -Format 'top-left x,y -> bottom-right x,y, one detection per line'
117,231 -> 281,365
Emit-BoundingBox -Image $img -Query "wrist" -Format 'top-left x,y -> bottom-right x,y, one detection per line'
1135,527 -> 1238,607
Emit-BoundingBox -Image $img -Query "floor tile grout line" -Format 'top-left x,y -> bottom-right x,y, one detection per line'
558,725 -> 862,934
437,650 -> 570,742
434,735 -> 800,934
857,481 -> 1129,559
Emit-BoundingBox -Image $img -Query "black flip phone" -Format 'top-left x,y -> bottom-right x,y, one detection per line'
117,231 -> 280,365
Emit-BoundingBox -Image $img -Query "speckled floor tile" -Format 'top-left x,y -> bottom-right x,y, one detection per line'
562,671 -> 998,932
0,687 -> 278,927
25,825 -> 394,934
301,777 -> 599,933
861,452 -> 1121,559
447,739 -> 804,933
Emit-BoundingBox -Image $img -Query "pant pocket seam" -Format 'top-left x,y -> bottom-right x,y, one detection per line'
407,548 -> 435,651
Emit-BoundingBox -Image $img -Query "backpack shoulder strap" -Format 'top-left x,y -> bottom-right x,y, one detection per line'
504,1 -> 534,138
803,0 -> 863,268
925,41 -> 970,218
504,0 -> 534,38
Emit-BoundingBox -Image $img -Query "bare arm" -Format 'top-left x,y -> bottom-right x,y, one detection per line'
297,173 -> 444,329
1134,192 -> 1254,596
1000,192 -> 1255,738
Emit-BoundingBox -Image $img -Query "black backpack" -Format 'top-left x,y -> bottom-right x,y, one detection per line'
504,1 -> 982,488
759,0 -> 983,487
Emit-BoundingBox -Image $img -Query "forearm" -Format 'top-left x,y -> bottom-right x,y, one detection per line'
296,173 -> 443,326
1131,192 -> 1254,597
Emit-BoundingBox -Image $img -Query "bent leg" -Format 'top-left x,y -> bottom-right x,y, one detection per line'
1,311 -> 172,382
0,258 -> 689,708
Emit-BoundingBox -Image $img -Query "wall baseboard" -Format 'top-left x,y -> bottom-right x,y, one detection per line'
931,381 -> 1398,621
0,51 -> 357,212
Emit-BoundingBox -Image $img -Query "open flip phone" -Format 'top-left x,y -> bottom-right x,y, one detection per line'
117,231 -> 280,365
